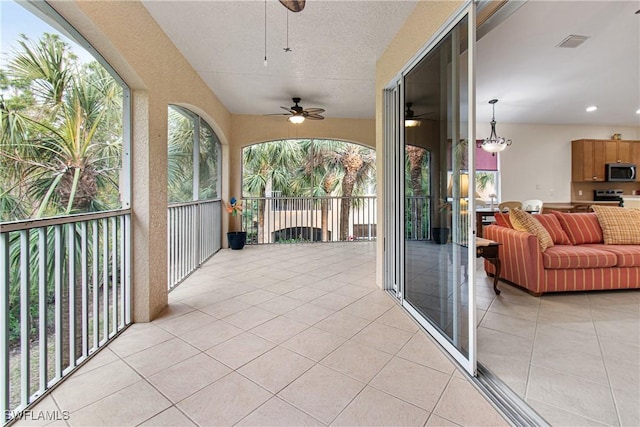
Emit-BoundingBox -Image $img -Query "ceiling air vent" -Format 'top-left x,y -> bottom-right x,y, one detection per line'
556,35 -> 590,48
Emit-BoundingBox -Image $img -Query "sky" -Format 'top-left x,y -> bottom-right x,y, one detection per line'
0,0 -> 94,67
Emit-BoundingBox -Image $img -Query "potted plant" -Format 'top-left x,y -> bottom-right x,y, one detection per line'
226,197 -> 246,250
432,199 -> 450,244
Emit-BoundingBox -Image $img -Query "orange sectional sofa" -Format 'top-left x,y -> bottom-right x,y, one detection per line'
483,211 -> 640,295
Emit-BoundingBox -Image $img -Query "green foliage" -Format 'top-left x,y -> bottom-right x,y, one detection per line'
0,33 -> 124,221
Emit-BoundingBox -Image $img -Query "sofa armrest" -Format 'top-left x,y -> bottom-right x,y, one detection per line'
483,225 -> 545,294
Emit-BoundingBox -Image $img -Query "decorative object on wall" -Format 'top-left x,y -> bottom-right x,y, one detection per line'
477,99 -> 512,155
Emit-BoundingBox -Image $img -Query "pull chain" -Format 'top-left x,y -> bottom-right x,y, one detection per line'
264,0 -> 268,66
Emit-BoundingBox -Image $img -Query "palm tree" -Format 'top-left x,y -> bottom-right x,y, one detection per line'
405,145 -> 429,238
0,34 -> 123,219
242,140 -> 303,242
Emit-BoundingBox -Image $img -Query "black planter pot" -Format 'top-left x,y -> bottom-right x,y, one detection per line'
227,231 -> 247,250
431,227 -> 450,244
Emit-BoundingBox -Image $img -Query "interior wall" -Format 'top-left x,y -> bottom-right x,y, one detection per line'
50,0 -> 233,321
495,123 -> 640,202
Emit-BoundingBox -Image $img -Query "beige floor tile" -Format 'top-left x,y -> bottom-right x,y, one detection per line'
108,324 -> 174,358
152,302 -> 196,324
332,386 -> 429,427
177,372 -> 272,426
257,295 -> 305,315
341,299 -> 391,321
488,297 -> 540,321
261,280 -> 304,295
605,355 -> 640,394
314,311 -> 371,339
320,340 -> 392,383
283,303 -> 335,325
526,399 -> 609,427
282,327 -> 346,361
531,344 -> 609,385
124,337 -> 199,377
613,387 -> 640,427
236,397 -> 324,427
369,356 -> 450,412
250,316 -> 310,344
286,287 -> 328,302
424,414 -> 461,426
52,359 -> 141,413
234,289 -> 280,305
332,284 -> 373,299
310,293 -> 358,311
433,377 -> 507,426
599,335 -> 640,366
68,380 -> 171,427
351,322 -> 414,355
179,319 -> 243,351
594,318 -> 640,345
11,395 -> 63,427
527,365 -> 618,425
477,327 -> 534,360
224,306 -> 278,330
147,353 -> 231,403
73,348 -> 120,377
138,406 -> 197,426
199,298 -> 252,319
396,333 -> 456,375
374,306 -> 420,333
155,310 -> 217,336
279,364 -> 365,425
480,311 -> 537,340
179,291 -> 229,309
534,324 -> 602,357
479,352 -> 530,396
206,332 -> 276,369
238,346 -> 315,393
359,291 -> 397,308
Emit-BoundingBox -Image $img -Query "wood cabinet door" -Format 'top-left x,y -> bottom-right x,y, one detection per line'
618,141 -> 632,163
591,140 -> 606,181
631,141 -> 640,182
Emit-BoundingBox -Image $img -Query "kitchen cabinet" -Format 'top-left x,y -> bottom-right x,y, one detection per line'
572,139 -> 640,182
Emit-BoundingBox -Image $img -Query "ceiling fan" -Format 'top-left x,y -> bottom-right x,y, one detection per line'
268,97 -> 325,124
404,102 -> 433,127
279,0 -> 305,13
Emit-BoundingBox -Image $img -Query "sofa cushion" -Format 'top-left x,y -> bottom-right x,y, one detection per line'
510,208 -> 554,251
552,211 -> 603,245
591,205 -> 640,245
494,212 -> 512,228
583,244 -> 640,267
542,245 -> 618,269
536,214 -> 572,245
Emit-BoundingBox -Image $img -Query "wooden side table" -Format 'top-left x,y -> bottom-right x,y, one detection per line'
476,237 -> 502,295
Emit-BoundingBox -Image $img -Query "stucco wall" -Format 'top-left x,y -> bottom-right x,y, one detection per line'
375,1 -> 464,288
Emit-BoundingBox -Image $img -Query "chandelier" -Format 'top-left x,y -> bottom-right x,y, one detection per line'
477,99 -> 511,154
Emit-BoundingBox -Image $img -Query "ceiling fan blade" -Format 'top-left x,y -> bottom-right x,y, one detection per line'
264,113 -> 292,116
280,106 -> 294,113
305,114 -> 324,120
303,108 -> 325,114
279,0 -> 305,13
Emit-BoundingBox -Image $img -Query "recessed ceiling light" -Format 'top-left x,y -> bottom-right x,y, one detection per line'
586,105 -> 598,112
636,108 -> 640,115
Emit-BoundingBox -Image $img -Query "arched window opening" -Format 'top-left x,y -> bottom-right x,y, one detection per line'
241,139 -> 376,244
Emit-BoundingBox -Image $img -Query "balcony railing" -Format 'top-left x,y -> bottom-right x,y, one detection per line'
0,210 -> 131,423
240,196 -> 377,244
167,199 -> 221,290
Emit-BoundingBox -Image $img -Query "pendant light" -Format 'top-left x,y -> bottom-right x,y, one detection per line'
477,99 -> 512,154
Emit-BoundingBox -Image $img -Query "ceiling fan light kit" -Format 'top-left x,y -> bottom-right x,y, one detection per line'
477,99 -> 512,155
266,97 -> 325,124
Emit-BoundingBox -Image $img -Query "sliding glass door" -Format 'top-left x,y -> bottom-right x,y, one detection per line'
386,4 -> 477,374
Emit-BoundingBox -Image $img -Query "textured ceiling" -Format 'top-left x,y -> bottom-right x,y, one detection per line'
142,0 -> 640,127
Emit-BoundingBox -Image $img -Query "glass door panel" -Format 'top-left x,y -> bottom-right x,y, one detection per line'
402,7 -> 476,373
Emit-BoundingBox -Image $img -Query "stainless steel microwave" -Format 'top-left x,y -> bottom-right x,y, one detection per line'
606,163 -> 636,182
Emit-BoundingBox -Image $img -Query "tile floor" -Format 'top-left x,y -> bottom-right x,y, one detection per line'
19,242 -> 507,427
477,278 -> 640,427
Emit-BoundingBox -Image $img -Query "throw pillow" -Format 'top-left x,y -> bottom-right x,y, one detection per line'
494,212 -> 512,228
509,208 -> 554,251
551,211 -> 603,245
591,206 -> 640,245
536,214 -> 572,245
